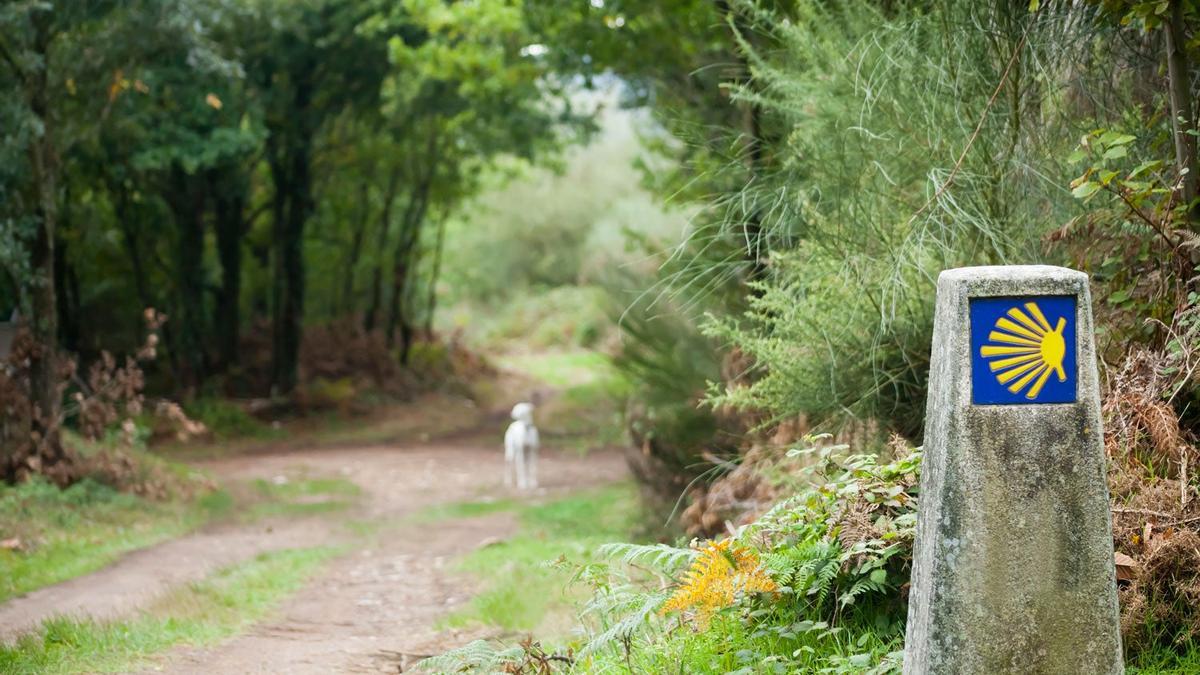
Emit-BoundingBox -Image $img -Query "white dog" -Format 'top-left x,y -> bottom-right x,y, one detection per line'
504,402 -> 539,490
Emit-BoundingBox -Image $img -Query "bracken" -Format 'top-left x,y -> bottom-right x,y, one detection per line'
660,539 -> 777,625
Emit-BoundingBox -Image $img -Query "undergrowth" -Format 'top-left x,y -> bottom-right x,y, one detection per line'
438,482 -> 643,637
0,477 -> 230,602
0,546 -> 338,674
423,440 -> 918,674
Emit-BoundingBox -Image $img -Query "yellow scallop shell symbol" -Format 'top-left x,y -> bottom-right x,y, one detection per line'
979,302 -> 1067,400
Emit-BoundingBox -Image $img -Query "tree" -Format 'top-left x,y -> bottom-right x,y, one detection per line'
0,1 -> 128,478
238,0 -> 400,394
374,0 -> 582,360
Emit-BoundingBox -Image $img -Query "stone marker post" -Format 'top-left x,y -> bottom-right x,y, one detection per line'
903,266 -> 1122,674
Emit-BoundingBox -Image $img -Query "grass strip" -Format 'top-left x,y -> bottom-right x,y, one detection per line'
0,479 -> 232,603
439,482 -> 642,635
0,546 -> 339,674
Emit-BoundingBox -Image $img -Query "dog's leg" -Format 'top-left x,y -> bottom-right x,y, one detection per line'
516,441 -> 525,487
528,443 -> 538,489
528,426 -> 540,490
504,438 -> 515,488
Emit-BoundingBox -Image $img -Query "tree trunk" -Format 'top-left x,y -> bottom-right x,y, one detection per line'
1166,0 -> 1197,223
212,167 -> 247,374
15,9 -> 73,482
53,235 -> 80,356
385,253 -> 408,351
363,165 -> 402,333
268,140 -> 312,396
168,166 -> 209,390
423,208 -> 449,339
116,191 -> 183,379
385,131 -> 439,354
277,150 -> 308,395
384,191 -> 431,353
266,69 -> 316,396
341,180 -> 372,310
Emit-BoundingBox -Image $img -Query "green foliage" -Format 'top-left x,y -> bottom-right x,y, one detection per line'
742,444 -> 919,628
437,483 -> 642,636
437,104 -> 688,355
0,477 -> 228,602
0,546 -> 338,674
1,0 -> 597,414
420,640 -> 528,674
1058,121 -> 1196,360
582,443 -> 919,672
698,1 -> 1149,437
425,442 -> 920,674
462,287 -> 613,351
183,399 -> 275,441
613,284 -> 731,492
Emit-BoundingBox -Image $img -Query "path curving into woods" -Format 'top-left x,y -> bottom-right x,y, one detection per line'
0,424 -> 627,673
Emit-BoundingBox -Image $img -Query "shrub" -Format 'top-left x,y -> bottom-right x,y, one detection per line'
611,288 -> 736,501
694,1 -> 1150,437
1102,316 -> 1200,654
182,398 -> 269,440
424,439 -> 919,674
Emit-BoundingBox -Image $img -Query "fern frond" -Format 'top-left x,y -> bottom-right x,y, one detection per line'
419,640 -> 524,674
580,589 -> 671,658
596,542 -> 696,574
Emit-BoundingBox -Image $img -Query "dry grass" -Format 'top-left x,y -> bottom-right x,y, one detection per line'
1104,347 -> 1200,651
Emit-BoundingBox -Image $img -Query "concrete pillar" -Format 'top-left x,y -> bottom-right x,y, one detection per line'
903,265 -> 1122,674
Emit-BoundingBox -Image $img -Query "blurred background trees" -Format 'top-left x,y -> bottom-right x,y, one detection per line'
0,0 -> 591,477
4,0 -> 1200,569
6,0 -> 1200,665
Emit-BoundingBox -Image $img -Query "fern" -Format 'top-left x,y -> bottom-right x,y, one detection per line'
418,640 -> 525,674
579,588 -> 671,658
595,541 -> 696,575
840,571 -> 888,609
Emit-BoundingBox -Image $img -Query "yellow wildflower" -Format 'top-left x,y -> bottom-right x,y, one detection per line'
660,539 -> 777,624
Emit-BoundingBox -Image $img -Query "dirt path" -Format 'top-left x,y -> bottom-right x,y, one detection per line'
0,518 -> 340,643
0,428 -> 627,672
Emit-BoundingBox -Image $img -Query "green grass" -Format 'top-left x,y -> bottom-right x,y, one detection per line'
245,475 -> 363,520
439,482 -> 642,636
497,349 -> 631,454
0,471 -> 360,604
496,350 -> 618,389
415,497 -> 519,522
183,398 -> 282,442
0,479 -> 231,603
0,546 -> 339,674
1128,643 -> 1200,674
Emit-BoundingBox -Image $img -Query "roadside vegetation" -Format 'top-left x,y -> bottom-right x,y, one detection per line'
0,431 -> 364,605
0,546 -> 338,674
5,0 -> 1200,673
0,478 -> 228,603
433,483 -> 644,637
423,1 -> 1200,673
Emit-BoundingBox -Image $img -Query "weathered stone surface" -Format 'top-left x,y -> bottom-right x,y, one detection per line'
903,265 -> 1122,675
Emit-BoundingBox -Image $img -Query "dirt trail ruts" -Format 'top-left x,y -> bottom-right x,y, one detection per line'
0,427 -> 627,673
150,438 -> 627,673
0,519 -> 340,643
